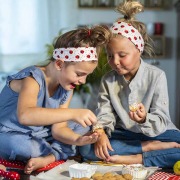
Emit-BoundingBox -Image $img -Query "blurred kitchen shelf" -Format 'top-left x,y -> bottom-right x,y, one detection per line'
143,35 -> 166,59
78,0 -> 173,10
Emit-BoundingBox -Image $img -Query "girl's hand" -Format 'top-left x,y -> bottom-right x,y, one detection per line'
94,131 -> 113,161
75,132 -> 99,146
73,109 -> 97,127
129,103 -> 147,123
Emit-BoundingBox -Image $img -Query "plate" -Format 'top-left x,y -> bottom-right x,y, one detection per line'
87,161 -> 123,167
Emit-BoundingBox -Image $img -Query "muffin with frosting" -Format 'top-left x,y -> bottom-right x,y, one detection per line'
122,164 -> 148,179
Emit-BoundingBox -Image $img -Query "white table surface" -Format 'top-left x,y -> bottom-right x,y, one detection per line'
30,160 -> 159,180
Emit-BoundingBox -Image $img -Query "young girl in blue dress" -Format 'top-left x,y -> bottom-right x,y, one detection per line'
0,26 -> 111,174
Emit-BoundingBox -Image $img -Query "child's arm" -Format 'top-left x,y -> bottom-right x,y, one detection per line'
94,128 -> 113,161
132,72 -> 172,136
51,100 -> 99,145
17,77 -> 97,127
51,122 -> 99,146
52,98 -> 99,145
95,76 -> 118,137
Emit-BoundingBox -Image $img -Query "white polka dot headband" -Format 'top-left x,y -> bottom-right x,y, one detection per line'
110,21 -> 144,52
53,47 -> 98,62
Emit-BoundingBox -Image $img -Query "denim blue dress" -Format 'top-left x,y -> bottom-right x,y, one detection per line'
0,66 -> 87,162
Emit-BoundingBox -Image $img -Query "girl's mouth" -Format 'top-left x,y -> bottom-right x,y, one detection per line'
70,83 -> 76,89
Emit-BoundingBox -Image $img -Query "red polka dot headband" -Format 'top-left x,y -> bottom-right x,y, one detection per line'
110,21 -> 144,52
53,47 -> 98,62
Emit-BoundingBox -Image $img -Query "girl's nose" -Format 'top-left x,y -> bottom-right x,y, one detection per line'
113,56 -> 120,66
78,77 -> 86,84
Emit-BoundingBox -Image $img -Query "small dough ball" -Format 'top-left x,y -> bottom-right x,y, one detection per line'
93,177 -> 103,180
123,173 -> 133,180
92,172 -> 103,179
129,102 -> 139,112
103,178 -> 112,180
114,174 -> 126,180
103,172 -> 114,178
108,177 -> 116,180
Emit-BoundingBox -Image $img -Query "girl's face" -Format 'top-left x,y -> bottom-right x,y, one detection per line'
107,36 -> 141,81
58,61 -> 97,91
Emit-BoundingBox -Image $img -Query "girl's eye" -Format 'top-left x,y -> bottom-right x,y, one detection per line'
119,53 -> 126,58
76,73 -> 86,77
108,54 -> 113,59
120,55 -> 125,58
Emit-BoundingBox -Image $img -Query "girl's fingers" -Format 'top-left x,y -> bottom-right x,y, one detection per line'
133,112 -> 142,121
107,142 -> 114,152
98,147 -> 107,160
80,121 -> 87,128
84,119 -> 93,126
91,133 -> 99,139
102,146 -> 110,159
89,115 -> 97,125
129,103 -> 146,122
95,147 -> 101,159
95,145 -> 108,160
88,134 -> 99,144
129,112 -> 134,119
136,110 -> 144,118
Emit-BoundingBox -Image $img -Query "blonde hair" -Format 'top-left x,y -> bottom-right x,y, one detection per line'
114,0 -> 154,57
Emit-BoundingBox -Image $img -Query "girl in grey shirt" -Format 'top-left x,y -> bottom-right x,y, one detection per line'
80,0 -> 180,168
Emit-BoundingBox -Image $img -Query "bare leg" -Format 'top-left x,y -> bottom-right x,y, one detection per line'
24,154 -> 56,174
107,154 -> 143,164
142,141 -> 180,152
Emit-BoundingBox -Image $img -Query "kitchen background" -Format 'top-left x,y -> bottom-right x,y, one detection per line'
0,0 -> 179,127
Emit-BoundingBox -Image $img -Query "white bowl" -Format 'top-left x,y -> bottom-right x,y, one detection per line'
69,163 -> 97,178
122,164 -> 148,179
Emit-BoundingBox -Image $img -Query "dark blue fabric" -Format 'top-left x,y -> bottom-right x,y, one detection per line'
79,128 -> 180,168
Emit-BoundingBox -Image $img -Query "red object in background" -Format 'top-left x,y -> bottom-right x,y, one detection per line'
154,23 -> 164,35
36,160 -> 65,172
0,158 -> 65,172
0,158 -> 65,179
0,169 -> 20,180
169,177 -> 180,180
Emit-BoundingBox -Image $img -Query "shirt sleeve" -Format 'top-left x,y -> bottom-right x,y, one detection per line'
95,77 -> 117,137
137,72 -> 171,137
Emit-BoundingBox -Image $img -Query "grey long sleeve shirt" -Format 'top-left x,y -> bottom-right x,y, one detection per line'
96,60 -> 178,137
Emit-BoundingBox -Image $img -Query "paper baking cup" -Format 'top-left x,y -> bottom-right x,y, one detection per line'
69,163 -> 97,178
122,164 -> 148,179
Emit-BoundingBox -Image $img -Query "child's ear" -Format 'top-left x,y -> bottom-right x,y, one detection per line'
55,59 -> 64,70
